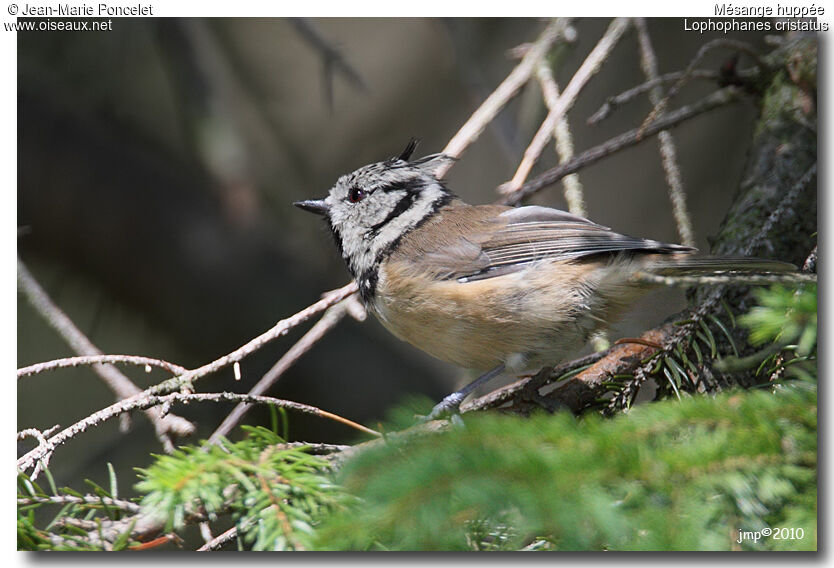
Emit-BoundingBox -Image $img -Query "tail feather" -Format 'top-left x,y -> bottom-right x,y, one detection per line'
645,255 -> 797,276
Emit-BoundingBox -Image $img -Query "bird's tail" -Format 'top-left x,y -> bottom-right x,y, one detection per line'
644,255 -> 797,276
632,254 -> 811,287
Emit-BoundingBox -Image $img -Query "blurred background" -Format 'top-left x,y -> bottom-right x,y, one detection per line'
18,18 -> 771,491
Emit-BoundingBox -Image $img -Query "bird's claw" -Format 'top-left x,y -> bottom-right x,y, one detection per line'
417,392 -> 466,424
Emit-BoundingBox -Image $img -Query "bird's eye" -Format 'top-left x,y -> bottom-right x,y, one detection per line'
347,187 -> 366,204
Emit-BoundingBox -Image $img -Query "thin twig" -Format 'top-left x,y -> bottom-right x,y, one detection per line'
55,518 -> 104,532
17,280 -> 357,476
535,61 -> 586,216
17,426 -> 57,446
186,392 -> 381,437
587,69 -> 720,125
17,259 -> 195,447
147,281 -> 359,396
199,522 -> 214,546
635,18 -> 695,247
500,18 -> 630,195
638,38 -> 764,138
289,18 -> 368,91
741,164 -> 817,257
18,391 -> 380,473
506,20 -> 578,60
207,295 -> 365,445
17,427 -> 59,480
501,86 -> 742,205
198,525 -> 240,551
18,354 -> 187,379
437,18 -> 571,178
289,18 -> 368,113
17,494 -> 142,514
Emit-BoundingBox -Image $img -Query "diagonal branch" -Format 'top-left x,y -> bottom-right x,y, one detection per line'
638,38 -> 764,138
500,86 -> 742,206
146,281 -> 359,396
587,69 -> 722,125
437,18 -> 572,178
635,18 -> 695,247
289,18 -> 368,92
17,259 -> 195,449
17,494 -> 142,514
17,279 -> 359,477
18,354 -> 187,379
207,294 -> 365,445
535,60 -> 586,216
18,390 -> 380,473
198,525 -> 241,551
500,17 -> 630,195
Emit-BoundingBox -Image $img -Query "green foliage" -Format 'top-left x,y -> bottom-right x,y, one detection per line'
135,426 -> 347,550
642,283 -> 816,407
315,385 -> 816,551
17,469 -> 139,551
740,284 -> 817,356
715,284 -> 817,382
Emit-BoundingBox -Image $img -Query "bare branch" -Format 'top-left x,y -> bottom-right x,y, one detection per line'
289,18 -> 368,92
181,392 -> 381,437
740,163 -> 817,257
17,279 -> 359,480
146,281 -> 359,397
638,38 -> 764,137
18,389 -> 380,473
17,494 -> 142,514
500,18 -> 630,195
437,18 -> 572,177
198,526 -> 240,551
17,425 -> 58,445
207,294 -> 365,445
17,427 -> 58,480
199,522 -> 214,546
635,18 -> 695,247
535,60 -> 586,216
17,258 -> 195,446
18,354 -> 187,379
501,87 -> 742,206
587,69 -> 721,125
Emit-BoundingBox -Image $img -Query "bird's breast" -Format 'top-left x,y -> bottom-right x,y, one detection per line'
370,258 -> 640,371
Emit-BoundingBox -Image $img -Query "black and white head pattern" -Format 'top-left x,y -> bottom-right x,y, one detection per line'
322,142 -> 454,300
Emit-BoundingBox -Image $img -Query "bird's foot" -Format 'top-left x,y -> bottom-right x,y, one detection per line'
417,391 -> 467,424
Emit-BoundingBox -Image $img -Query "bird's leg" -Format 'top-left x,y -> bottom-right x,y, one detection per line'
422,364 -> 506,421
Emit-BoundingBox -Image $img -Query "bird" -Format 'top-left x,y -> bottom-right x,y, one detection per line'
294,139 -> 795,419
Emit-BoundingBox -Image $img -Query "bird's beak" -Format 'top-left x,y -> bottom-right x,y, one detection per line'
293,199 -> 330,216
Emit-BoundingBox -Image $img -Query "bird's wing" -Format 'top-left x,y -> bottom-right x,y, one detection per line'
394,204 -> 694,282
